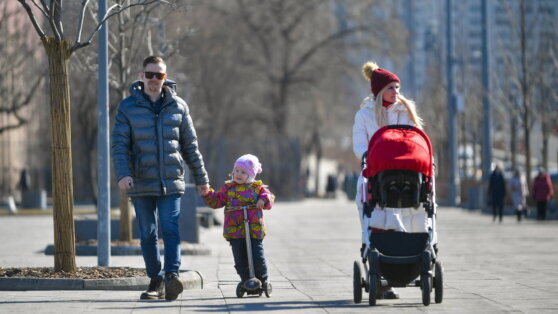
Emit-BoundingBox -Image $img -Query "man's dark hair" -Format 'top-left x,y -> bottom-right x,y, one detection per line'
143,56 -> 166,68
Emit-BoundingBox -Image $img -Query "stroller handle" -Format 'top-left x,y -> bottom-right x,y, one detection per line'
361,150 -> 368,169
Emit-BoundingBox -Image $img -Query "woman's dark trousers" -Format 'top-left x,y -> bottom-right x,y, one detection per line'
492,204 -> 503,222
536,201 -> 547,220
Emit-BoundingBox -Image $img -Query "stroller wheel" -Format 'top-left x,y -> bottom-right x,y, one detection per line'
368,273 -> 378,306
264,281 -> 272,298
353,260 -> 363,303
434,261 -> 443,304
421,273 -> 431,306
236,282 -> 245,298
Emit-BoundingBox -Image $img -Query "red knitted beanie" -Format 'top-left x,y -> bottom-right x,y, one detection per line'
362,62 -> 400,98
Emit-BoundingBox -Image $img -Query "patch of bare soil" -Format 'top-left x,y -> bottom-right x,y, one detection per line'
0,267 -> 146,279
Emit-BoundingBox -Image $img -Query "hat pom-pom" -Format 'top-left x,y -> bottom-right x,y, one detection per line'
362,61 -> 379,81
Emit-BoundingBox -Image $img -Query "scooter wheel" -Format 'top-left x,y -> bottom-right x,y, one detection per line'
236,282 -> 245,298
264,282 -> 272,298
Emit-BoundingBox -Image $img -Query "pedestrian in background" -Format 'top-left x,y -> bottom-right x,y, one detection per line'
19,169 -> 30,193
325,174 -> 338,199
111,56 -> 210,301
488,164 -> 506,223
532,168 -> 554,220
509,169 -> 528,222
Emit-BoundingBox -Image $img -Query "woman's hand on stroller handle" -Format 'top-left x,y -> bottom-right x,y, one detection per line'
361,151 -> 368,169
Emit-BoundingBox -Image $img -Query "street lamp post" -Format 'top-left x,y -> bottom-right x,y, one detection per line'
481,0 -> 493,184
447,0 -> 460,206
97,0 -> 110,266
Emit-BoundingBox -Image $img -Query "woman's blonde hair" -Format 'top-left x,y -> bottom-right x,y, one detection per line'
361,61 -> 423,129
373,83 -> 423,129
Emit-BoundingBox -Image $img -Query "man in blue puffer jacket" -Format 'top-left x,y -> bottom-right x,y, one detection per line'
111,56 -> 209,301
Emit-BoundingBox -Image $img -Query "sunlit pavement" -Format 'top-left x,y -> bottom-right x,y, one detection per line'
1,198 -> 558,313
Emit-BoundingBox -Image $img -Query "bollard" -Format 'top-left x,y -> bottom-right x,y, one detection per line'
7,196 -> 17,214
180,184 -> 199,243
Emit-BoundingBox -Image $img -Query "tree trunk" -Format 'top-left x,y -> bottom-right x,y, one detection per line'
119,190 -> 132,241
520,0 -> 532,190
42,38 -> 76,273
472,129 -> 478,179
542,119 -> 549,171
313,129 -> 322,197
273,78 -> 289,136
510,114 -> 517,171
524,114 -> 531,188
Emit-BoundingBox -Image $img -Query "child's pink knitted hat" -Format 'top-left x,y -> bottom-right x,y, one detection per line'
234,154 -> 262,182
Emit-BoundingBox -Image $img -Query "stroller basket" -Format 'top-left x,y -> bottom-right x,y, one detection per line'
370,232 -> 430,287
371,232 -> 429,257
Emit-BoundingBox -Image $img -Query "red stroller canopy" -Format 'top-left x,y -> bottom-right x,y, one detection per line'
363,125 -> 433,178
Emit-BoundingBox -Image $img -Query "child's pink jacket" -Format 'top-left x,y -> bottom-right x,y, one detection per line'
202,180 -> 274,240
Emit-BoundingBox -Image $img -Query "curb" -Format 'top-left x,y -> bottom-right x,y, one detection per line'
0,269 -> 203,291
44,243 -> 211,256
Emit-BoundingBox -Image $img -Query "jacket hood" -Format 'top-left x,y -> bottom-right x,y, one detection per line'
129,79 -> 177,96
360,94 -> 375,109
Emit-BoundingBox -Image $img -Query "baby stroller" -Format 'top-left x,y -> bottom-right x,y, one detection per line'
353,125 -> 443,306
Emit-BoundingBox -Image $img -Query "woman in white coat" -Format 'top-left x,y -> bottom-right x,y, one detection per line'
352,61 -> 423,299
509,169 -> 528,222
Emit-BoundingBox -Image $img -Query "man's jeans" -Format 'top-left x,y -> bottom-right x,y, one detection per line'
131,194 -> 181,278
229,238 -> 268,283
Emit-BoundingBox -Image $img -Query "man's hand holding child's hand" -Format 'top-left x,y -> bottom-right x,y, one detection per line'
198,184 -> 210,196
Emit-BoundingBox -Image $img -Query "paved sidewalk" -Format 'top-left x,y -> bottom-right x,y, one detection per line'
1,199 -> 558,313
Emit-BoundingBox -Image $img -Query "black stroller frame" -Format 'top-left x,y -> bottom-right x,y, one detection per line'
353,125 -> 443,306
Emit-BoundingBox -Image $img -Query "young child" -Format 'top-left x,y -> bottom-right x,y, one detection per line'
201,154 -> 275,289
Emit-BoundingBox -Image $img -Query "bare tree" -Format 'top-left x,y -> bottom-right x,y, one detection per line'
179,0 -> 408,196
495,0 -> 554,188
534,6 -> 558,171
16,0 -> 164,272
0,3 -> 44,135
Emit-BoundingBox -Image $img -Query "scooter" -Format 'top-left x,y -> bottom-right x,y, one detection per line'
235,205 -> 272,298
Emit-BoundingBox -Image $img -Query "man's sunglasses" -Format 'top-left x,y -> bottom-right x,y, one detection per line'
144,72 -> 167,80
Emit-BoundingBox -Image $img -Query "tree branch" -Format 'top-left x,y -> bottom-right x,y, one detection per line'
47,0 -> 62,41
282,1 -> 320,38
72,0 -> 164,52
236,0 -> 272,62
29,0 -> 48,18
0,75 -> 43,134
74,0 -> 90,46
16,0 -> 47,39
289,25 -> 370,78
